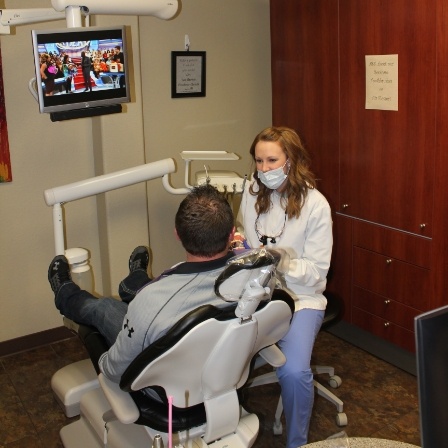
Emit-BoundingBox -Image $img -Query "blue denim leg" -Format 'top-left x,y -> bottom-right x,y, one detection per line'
276,308 -> 325,448
55,282 -> 128,347
118,270 -> 151,303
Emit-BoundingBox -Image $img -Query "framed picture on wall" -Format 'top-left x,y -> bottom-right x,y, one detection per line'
171,51 -> 206,98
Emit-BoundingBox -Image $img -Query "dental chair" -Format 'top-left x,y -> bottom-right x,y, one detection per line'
51,248 -> 294,448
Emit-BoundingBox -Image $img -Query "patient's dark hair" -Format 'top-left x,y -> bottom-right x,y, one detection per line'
175,184 -> 234,257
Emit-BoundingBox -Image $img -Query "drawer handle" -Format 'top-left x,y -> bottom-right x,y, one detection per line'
384,322 -> 390,327
342,204 -> 349,209
384,300 -> 390,305
386,259 -> 392,265
420,223 -> 426,229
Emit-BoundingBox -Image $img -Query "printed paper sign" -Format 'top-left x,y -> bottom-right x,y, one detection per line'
365,54 -> 398,111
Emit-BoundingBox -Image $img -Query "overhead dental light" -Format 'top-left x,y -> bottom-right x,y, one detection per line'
0,0 -> 178,33
51,0 -> 179,21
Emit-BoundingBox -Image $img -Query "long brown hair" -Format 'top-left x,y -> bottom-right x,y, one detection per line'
249,126 -> 316,219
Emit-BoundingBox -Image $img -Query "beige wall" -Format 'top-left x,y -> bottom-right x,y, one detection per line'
0,0 -> 271,343
140,1 -> 272,274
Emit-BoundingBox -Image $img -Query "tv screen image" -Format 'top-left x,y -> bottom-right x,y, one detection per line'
31,26 -> 130,116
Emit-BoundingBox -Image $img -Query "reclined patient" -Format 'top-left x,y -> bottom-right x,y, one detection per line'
47,184 -> 281,384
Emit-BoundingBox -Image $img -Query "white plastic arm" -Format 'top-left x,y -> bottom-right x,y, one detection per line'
257,344 -> 286,368
0,1 -> 178,34
44,158 -> 179,255
0,8 -> 65,25
0,8 -> 66,34
98,374 -> 140,425
162,174 -> 191,195
52,203 -> 65,255
51,0 -> 178,20
44,159 -> 176,206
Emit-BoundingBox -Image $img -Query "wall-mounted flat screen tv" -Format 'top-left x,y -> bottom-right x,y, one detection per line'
31,25 -> 130,115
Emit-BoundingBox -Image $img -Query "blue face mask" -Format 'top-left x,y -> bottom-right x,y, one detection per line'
258,160 -> 290,190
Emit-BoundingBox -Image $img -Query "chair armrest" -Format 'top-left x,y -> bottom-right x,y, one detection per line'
258,344 -> 286,368
98,373 -> 140,424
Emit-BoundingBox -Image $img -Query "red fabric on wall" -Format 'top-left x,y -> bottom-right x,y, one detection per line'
0,44 -> 12,182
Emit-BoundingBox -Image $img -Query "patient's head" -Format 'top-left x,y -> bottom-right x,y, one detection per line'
175,184 -> 234,258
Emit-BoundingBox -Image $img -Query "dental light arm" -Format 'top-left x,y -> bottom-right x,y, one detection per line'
0,8 -> 66,26
44,159 -> 176,206
44,158 -> 189,255
44,151 -> 241,255
0,0 -> 178,34
0,9 -> 66,34
51,0 -> 178,20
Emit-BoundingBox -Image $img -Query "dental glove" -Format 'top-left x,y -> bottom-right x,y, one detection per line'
267,248 -> 290,275
231,232 -> 250,250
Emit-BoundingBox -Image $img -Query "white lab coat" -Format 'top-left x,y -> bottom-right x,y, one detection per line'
236,182 -> 333,312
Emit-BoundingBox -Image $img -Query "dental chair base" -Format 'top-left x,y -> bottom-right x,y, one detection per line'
51,358 -> 99,417
52,318 -> 106,418
60,386 -> 259,448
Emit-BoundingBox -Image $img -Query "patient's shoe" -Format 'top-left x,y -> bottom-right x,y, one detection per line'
48,255 -> 73,294
119,247 -> 151,303
129,246 -> 149,273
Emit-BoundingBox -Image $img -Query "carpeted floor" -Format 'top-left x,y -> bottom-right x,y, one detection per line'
0,330 -> 421,447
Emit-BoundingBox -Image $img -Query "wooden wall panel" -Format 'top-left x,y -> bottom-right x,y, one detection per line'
432,0 -> 448,309
339,0 -> 436,236
326,214 -> 353,320
270,0 -> 448,349
270,0 -> 339,211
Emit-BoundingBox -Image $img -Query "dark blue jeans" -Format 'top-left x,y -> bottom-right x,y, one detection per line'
55,270 -> 150,347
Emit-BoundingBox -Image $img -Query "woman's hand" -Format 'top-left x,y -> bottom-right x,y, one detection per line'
231,232 -> 248,250
268,248 -> 290,274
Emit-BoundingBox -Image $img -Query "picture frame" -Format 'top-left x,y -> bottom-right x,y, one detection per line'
171,51 -> 206,98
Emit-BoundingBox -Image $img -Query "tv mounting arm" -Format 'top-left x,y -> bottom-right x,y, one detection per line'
0,0 -> 178,33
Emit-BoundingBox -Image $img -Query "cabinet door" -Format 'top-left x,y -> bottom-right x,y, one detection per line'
339,0 -> 436,236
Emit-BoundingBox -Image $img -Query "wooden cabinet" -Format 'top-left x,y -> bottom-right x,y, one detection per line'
351,307 -> 416,353
350,221 -> 431,351
338,0 -> 436,237
352,288 -> 419,333
270,0 -> 448,354
270,0 -> 339,201
353,248 -> 430,312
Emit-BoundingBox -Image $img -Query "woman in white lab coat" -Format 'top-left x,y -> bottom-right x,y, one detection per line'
236,126 -> 333,448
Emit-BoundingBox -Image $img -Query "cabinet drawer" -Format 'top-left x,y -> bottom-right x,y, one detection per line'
353,287 -> 422,332
352,307 -> 415,353
353,247 -> 431,310
353,220 -> 431,269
